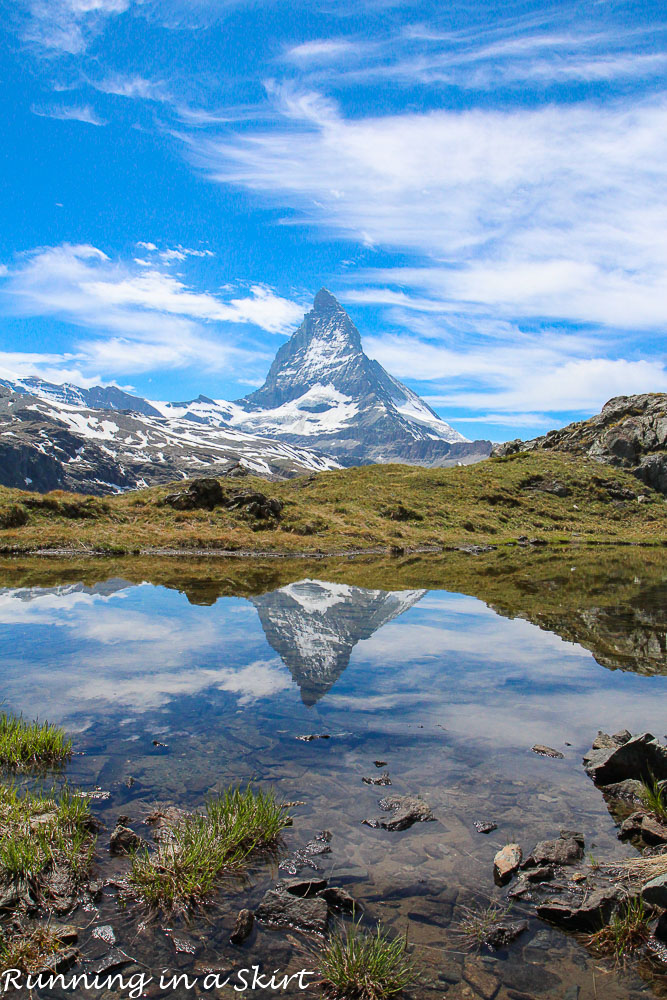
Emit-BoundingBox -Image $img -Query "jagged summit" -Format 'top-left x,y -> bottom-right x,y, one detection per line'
239,288 -> 364,412
236,289 -> 491,467
312,287 -> 342,313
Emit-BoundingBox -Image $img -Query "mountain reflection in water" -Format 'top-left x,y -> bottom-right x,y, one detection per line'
251,581 -> 426,704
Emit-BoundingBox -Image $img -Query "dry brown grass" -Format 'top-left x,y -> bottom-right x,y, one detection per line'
0,452 -> 664,556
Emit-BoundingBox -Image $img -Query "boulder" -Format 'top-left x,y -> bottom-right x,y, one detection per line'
163,477 -> 224,511
366,795 -> 435,831
317,887 -> 356,913
601,778 -> 645,802
281,877 -> 328,898
494,844 -> 522,884
523,832 -> 584,868
641,873 -> 667,909
583,733 -> 667,786
224,492 -> 283,519
641,814 -> 667,845
619,811 -> 645,839
484,918 -> 528,950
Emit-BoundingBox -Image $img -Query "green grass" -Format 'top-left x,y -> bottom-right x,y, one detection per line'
319,920 -> 415,999
455,901 -> 513,951
0,712 -> 72,769
0,924 -> 66,974
0,783 -> 96,905
640,774 -> 667,824
127,785 -> 289,912
0,451 -> 664,555
587,897 -> 652,962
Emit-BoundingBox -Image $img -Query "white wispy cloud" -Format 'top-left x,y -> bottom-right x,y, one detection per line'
21,0 -> 130,54
31,102 -> 106,126
285,39 -> 366,63
0,244 -> 303,381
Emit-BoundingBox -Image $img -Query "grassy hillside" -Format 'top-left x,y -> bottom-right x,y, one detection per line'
0,451 -> 665,556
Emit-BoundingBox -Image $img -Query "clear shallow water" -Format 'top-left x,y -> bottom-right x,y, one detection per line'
1,559 -> 667,999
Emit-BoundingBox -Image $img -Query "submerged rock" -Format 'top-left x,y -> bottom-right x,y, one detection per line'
531,745 -> 564,759
317,886 -> 356,912
473,820 -> 497,834
256,889 -> 329,934
281,877 -> 328,898
536,886 -> 621,931
493,844 -> 523,884
109,825 -> 146,856
230,908 -> 254,945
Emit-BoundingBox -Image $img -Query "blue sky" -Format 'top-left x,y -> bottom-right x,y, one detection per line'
1,0 -> 666,441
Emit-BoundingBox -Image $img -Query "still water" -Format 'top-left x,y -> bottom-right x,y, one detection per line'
1,550 -> 666,999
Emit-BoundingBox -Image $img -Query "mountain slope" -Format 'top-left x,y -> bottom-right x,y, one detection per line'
0,383 -> 338,494
234,289 -> 490,466
493,393 -> 667,495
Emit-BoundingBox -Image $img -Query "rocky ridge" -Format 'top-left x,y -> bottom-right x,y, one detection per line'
494,393 -> 667,495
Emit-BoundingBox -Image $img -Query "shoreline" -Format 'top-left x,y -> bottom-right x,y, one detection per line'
1,537 -> 664,559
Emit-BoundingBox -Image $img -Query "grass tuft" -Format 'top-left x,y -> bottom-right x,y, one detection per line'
127,785 -> 288,912
454,901 -> 513,951
640,774 -> 667,824
0,782 -> 95,905
587,896 -> 652,962
0,923 -> 66,974
319,920 -> 415,999
0,712 -> 72,769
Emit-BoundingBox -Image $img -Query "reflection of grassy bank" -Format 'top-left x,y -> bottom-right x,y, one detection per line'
1,541 -> 664,614
0,452 -> 665,555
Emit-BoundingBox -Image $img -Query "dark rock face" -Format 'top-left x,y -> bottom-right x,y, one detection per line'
494,393 -> 667,495
163,478 -> 225,510
236,289 -> 491,467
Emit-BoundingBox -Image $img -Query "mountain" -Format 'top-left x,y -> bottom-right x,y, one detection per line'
494,393 -> 667,495
0,290 -> 490,494
0,382 -> 338,495
233,289 -> 490,466
251,579 -> 426,705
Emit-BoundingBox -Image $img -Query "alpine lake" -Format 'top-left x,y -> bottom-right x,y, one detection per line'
1,544 -> 666,1000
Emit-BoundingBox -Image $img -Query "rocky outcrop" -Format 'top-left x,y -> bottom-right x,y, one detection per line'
494,393 -> 667,494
